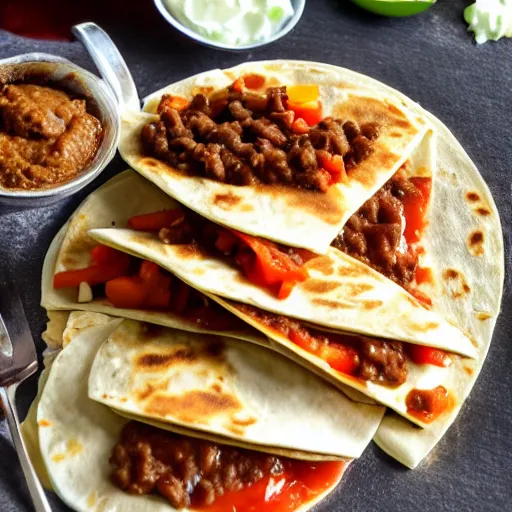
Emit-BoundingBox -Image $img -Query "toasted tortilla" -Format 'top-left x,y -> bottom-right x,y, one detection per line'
36,312 -> 384,511
89,319 -> 384,459
40,171 -> 265,348
119,61 -> 431,253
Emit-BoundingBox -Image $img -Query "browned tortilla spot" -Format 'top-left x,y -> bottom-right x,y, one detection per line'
136,380 -> 170,401
468,230 -> 485,257
306,256 -> 334,276
348,283 -> 374,297
443,268 -> 471,298
410,321 -> 439,331
266,184 -> 343,225
136,348 -> 197,370
240,204 -> 254,212
38,419 -> 52,427
475,312 -> 492,321
312,298 -> 352,309
476,207 -> 491,217
337,264 -> 365,278
211,383 -> 222,393
362,300 -> 383,309
144,390 -> 242,421
301,279 -> 340,294
227,424 -> 246,436
191,86 -> 214,97
232,415 -> 257,427
464,366 -> 474,376
390,131 -> 403,138
465,191 -> 480,202
139,156 -> 184,180
175,243 -> 205,259
213,191 -> 241,209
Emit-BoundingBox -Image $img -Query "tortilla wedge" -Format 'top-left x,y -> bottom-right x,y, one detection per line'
119,60 -> 431,253
36,311 -> 383,511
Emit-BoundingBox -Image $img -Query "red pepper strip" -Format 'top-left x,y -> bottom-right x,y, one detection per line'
402,177 -> 432,244
317,153 -> 347,185
232,231 -> 309,286
127,209 -> 183,232
277,280 -> 296,299
288,102 -> 323,126
408,345 -> 452,368
53,252 -> 131,289
90,244 -> 124,265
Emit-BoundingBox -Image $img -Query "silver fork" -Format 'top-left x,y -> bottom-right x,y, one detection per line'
0,277 -> 52,512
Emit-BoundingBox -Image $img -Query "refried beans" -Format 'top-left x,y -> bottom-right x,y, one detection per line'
0,84 -> 103,190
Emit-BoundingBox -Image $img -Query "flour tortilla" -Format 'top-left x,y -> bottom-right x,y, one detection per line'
36,312 -> 383,511
119,61 -> 431,253
89,319 -> 384,459
41,170 -> 265,348
270,61 -> 504,468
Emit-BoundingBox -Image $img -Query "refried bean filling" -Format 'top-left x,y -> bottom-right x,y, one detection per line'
110,421 -> 286,509
0,84 -> 103,190
141,82 -> 379,191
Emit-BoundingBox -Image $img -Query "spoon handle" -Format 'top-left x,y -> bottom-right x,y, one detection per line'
72,22 -> 140,111
1,383 -> 52,512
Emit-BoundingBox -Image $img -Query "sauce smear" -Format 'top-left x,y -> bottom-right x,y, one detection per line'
197,460 -> 346,512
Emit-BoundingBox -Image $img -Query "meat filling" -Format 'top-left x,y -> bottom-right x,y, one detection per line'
0,84 -> 103,189
110,421 -> 285,509
332,169 -> 424,287
141,83 -> 379,191
236,303 -> 408,386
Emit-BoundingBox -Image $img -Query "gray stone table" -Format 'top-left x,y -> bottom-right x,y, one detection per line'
0,1 -> 511,510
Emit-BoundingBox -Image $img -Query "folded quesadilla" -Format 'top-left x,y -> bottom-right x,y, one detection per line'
33,311 -> 383,511
119,61 -> 430,253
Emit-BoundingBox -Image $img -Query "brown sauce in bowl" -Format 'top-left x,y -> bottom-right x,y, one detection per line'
0,83 -> 103,190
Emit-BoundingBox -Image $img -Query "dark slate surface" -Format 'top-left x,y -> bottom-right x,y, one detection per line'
0,1 -> 511,510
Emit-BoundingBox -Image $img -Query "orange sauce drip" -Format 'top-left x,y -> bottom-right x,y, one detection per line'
406,386 -> 454,424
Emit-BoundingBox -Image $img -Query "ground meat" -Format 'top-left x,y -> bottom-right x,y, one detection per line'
332,170 -> 420,287
141,80 -> 380,191
236,304 -> 408,386
0,84 -> 103,190
358,338 -> 408,386
110,421 -> 285,509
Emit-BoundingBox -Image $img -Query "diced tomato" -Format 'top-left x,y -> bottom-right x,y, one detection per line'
144,285 -> 171,310
105,276 -> 149,309
215,230 -> 237,254
127,209 -> 183,232
138,260 -> 163,288
53,252 -> 131,289
231,77 -> 245,92
287,85 -> 320,105
288,102 -> 323,126
289,328 -> 316,352
159,95 -> 189,112
408,345 -> 452,368
291,117 -> 309,134
402,178 -> 432,244
415,267 -> 434,285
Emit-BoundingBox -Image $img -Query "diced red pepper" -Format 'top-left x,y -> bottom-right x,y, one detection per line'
278,280 -> 296,299
319,343 -> 359,376
402,178 -> 432,244
172,280 -> 191,314
159,95 -> 190,112
291,117 -> 309,134
53,252 -> 131,289
138,260 -> 163,288
231,77 -> 245,93
243,74 -> 266,90
317,153 -> 347,185
90,244 -> 124,265
288,102 -> 323,126
105,276 -> 149,309
408,345 -> 452,368
128,210 -> 184,232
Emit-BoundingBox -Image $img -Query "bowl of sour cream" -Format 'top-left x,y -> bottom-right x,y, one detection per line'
154,0 -> 306,50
